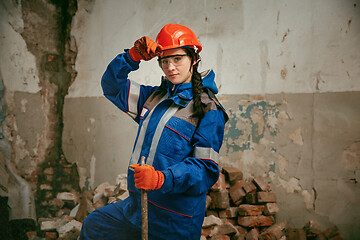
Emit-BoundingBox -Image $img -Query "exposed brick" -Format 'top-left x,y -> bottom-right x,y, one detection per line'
211,173 -> 227,191
229,180 -> 246,204
242,181 -> 257,193
245,228 -> 259,240
253,176 -> 270,192
210,190 -> 230,209
257,191 -> 276,203
238,204 -> 264,216
259,221 -> 287,240
237,216 -> 274,227
264,202 -> 279,215
222,167 -> 243,185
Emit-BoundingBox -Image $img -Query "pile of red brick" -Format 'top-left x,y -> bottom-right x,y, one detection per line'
201,167 -> 343,240
25,167 -> 343,240
202,166 -> 285,240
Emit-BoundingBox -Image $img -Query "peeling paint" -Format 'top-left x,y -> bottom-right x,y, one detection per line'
277,154 -> 288,175
289,128 -> 304,146
341,141 -> 360,171
302,189 -> 315,210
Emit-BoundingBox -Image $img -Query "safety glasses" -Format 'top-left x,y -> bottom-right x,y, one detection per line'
158,54 -> 190,68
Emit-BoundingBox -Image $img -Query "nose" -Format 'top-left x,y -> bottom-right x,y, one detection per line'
166,62 -> 176,71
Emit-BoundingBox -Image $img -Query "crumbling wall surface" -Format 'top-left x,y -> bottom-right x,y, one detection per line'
219,92 -> 360,239
0,0 -> 80,220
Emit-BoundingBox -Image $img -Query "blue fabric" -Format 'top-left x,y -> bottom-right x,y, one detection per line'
81,51 -> 227,239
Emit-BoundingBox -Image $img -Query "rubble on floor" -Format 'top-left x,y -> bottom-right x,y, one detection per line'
26,169 -> 343,240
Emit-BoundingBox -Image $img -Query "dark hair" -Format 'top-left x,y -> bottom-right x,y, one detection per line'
184,48 -> 207,119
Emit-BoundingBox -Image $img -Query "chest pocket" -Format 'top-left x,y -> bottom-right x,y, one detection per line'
160,117 -> 196,158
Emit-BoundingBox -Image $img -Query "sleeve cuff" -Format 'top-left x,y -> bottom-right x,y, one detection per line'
124,49 -> 141,69
160,169 -> 173,193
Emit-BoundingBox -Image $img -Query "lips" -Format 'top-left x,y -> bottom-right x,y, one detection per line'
169,73 -> 178,78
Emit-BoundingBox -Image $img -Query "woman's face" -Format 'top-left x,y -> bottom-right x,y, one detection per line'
159,48 -> 193,85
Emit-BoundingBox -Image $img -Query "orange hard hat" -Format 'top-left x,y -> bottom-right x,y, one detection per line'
156,23 -> 202,53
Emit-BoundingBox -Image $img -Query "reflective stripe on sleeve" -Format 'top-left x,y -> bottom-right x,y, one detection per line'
126,80 -> 140,119
194,146 -> 219,164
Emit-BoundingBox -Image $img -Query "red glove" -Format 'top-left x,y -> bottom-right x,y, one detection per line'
128,36 -> 162,62
129,164 -> 164,191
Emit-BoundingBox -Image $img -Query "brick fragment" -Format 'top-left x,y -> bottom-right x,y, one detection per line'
210,190 -> 230,209
209,235 -> 230,240
40,218 -> 61,231
206,195 -> 212,209
211,173 -> 227,191
203,215 -> 223,228
229,180 -> 246,204
242,181 -> 257,193
209,222 -> 237,237
304,220 -> 322,235
323,225 -> 341,239
257,191 -> 276,203
57,219 -> 82,240
245,191 -> 257,204
206,210 -> 219,217
264,202 -> 279,215
238,204 -> 264,216
45,231 -> 58,239
222,167 -> 243,185
286,228 -> 307,240
237,216 -> 274,227
232,225 -> 247,240
26,231 -> 37,239
202,226 -> 214,238
259,221 -> 287,240
253,176 -> 270,191
328,236 -> 343,240
219,207 -> 238,219
245,228 -> 259,240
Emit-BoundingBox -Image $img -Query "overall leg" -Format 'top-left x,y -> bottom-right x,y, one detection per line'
79,201 -> 141,240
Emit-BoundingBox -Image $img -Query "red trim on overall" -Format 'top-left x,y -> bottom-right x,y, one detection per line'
148,200 -> 193,218
165,125 -> 190,142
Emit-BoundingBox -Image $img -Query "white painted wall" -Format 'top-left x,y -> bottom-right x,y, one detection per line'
68,0 -> 360,98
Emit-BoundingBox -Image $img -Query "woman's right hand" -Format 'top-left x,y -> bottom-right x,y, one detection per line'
129,36 -> 163,62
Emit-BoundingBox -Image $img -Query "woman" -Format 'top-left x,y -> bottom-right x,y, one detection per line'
80,23 -> 228,240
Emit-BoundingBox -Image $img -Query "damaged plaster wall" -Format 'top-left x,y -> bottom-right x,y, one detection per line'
0,0 -> 80,219
63,0 -> 360,239
0,0 -> 359,239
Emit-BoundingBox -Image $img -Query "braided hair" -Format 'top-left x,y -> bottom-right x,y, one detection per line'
184,48 -> 207,119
